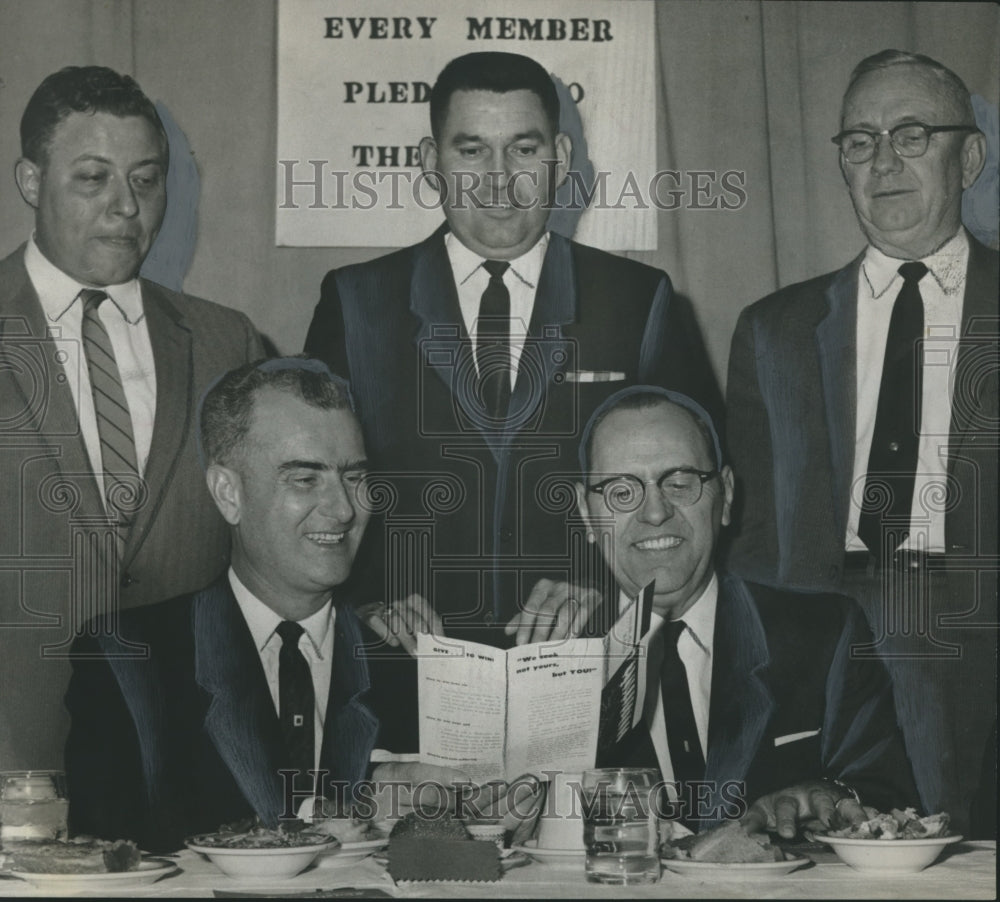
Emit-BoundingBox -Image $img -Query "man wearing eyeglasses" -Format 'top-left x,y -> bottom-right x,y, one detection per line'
726,50 -> 997,838
578,386 -> 918,837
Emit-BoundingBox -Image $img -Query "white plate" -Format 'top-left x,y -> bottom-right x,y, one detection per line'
815,833 -> 962,873
513,841 -> 586,863
186,836 -> 339,879
7,857 -> 178,889
661,854 -> 810,877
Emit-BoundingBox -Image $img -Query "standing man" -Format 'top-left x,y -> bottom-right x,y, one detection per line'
306,52 -> 721,647
726,50 -> 996,836
0,66 -> 264,769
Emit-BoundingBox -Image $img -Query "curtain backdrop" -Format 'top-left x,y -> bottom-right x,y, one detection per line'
1,0 -> 997,384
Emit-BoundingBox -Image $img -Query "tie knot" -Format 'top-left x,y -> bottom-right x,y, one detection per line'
79,288 -> 109,313
665,619 -> 687,647
79,288 -> 109,310
898,261 -> 928,284
482,260 -> 510,280
276,620 -> 305,646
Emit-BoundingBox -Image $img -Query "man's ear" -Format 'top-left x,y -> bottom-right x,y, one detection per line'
553,132 -> 572,189
419,136 -> 438,176
14,158 -> 41,208
205,463 -> 242,526
961,130 -> 987,189
720,465 -> 735,528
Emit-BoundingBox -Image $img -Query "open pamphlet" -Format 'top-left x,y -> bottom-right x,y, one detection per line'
417,584 -> 655,784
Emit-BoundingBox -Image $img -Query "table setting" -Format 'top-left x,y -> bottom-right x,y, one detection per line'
0,767 -> 994,899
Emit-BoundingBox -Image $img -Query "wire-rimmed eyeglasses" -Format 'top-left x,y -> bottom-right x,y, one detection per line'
831,122 -> 978,164
586,467 -> 719,513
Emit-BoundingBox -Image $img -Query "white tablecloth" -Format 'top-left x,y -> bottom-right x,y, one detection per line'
0,841 -> 994,898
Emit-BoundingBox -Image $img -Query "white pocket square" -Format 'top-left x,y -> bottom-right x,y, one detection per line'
563,370 -> 626,383
773,729 -> 821,747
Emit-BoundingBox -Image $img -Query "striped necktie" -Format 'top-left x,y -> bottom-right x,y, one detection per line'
80,289 -> 139,558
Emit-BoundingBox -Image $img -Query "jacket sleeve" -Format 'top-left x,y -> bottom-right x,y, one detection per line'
724,306 -> 781,582
64,635 -> 147,846
304,270 -> 351,380
820,602 -> 922,812
637,275 -> 725,435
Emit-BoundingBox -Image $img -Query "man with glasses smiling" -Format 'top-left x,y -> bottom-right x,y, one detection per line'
727,50 -> 997,837
577,386 -> 918,836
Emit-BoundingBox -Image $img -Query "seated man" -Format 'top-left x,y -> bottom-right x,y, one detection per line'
576,387 -> 920,836
65,358 -> 467,852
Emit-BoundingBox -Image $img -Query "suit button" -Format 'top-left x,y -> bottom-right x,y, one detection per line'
888,441 -> 900,452
500,529 -> 514,542
120,572 -> 134,588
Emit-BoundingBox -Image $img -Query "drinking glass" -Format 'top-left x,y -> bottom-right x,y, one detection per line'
0,771 -> 69,844
581,767 -> 660,884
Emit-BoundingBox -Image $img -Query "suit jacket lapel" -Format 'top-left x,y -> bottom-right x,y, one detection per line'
815,256 -> 861,543
0,248 -> 104,514
122,282 -> 193,568
194,578 -> 287,826
506,233 -> 575,436
319,605 -> 379,784
948,234 -> 998,469
705,576 -> 775,814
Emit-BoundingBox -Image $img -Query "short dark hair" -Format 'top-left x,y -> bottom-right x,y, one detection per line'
842,50 -> 976,126
579,387 -> 723,477
199,357 -> 355,469
20,65 -> 168,164
429,52 -> 560,138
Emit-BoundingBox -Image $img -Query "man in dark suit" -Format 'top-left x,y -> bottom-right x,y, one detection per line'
726,50 -> 997,836
0,66 -> 264,770
305,52 -> 721,650
577,387 -> 918,835
66,360 -> 382,852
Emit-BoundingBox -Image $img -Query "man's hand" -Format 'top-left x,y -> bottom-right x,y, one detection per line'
358,594 -> 442,656
504,580 -> 602,645
742,781 -> 866,839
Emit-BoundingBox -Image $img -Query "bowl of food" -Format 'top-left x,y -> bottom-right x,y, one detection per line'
186,824 -> 338,879
814,808 -> 960,874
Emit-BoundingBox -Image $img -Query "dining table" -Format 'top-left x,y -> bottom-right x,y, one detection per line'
0,839 -> 994,899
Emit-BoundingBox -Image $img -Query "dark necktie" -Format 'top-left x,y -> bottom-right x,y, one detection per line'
276,620 -> 315,789
857,262 -> 928,561
80,289 -> 139,559
477,260 -> 511,422
661,619 -> 705,826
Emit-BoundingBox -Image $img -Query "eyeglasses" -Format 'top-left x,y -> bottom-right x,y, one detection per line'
831,122 -> 977,164
586,467 -> 718,513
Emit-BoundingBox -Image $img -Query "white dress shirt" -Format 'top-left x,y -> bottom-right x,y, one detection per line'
24,238 -> 157,501
229,568 -> 335,772
846,230 -> 968,554
444,231 -> 549,389
630,575 -> 717,795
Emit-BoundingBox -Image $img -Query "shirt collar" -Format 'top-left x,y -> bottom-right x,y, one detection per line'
444,230 -> 549,289
24,236 -> 146,324
861,229 -> 968,300
646,572 -> 718,656
228,567 -> 333,658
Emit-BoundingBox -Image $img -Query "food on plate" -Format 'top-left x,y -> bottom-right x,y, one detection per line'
825,807 -> 951,840
0,837 -> 140,874
387,811 -> 500,882
308,796 -> 386,843
194,817 -> 331,849
661,821 -> 785,863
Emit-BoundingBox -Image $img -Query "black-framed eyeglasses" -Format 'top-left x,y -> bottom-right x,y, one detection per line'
831,122 -> 978,164
586,467 -> 719,513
